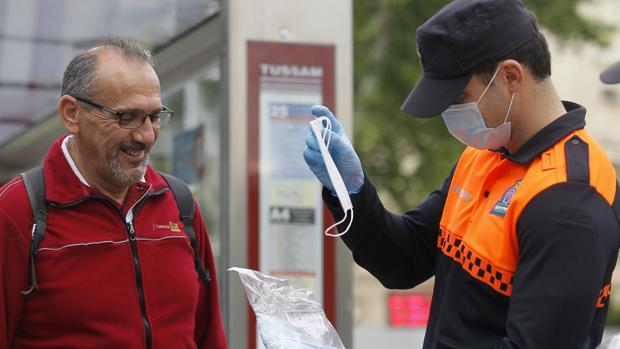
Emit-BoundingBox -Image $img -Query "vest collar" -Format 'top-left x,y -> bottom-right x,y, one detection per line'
498,101 -> 586,164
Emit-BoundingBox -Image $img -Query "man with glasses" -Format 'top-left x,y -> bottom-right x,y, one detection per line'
0,38 -> 227,348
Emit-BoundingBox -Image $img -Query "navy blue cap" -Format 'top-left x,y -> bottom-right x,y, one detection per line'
601,60 -> 620,85
401,0 -> 539,118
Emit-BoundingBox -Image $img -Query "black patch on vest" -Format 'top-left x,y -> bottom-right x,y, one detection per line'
565,135 -> 590,184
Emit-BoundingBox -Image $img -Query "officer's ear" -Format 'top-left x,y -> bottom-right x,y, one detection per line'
59,95 -> 81,134
499,59 -> 524,94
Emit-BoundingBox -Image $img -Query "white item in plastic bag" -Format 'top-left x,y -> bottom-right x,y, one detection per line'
598,333 -> 620,349
229,267 -> 346,349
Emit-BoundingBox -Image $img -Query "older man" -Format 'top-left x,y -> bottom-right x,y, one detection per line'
0,38 -> 227,348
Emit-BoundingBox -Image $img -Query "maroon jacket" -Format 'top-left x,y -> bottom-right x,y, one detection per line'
0,135 -> 227,349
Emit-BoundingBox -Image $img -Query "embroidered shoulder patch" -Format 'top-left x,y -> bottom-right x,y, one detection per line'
490,179 -> 522,217
169,222 -> 181,232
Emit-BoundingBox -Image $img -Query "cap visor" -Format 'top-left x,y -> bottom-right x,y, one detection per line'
601,60 -> 620,85
401,73 -> 472,118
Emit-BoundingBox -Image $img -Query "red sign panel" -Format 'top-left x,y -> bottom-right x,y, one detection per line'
247,41 -> 335,349
388,294 -> 431,328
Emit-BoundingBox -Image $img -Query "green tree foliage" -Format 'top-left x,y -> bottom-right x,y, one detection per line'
353,0 -> 613,211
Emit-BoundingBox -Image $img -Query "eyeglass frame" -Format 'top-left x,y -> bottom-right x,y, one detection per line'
72,95 -> 174,129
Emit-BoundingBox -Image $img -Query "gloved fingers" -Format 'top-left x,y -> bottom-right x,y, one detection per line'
303,146 -> 325,168
324,131 -> 352,155
303,147 -> 335,191
305,126 -> 321,151
311,105 -> 344,136
306,125 -> 339,151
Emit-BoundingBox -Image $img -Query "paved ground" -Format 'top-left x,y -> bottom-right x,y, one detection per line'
354,325 -> 425,348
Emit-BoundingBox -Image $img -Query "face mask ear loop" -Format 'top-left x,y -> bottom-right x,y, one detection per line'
503,93 -> 516,124
324,208 -> 353,237
320,117 -> 332,148
477,66 -> 502,104
314,115 -> 353,237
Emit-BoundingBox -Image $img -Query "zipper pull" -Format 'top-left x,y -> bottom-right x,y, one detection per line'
126,222 -> 136,240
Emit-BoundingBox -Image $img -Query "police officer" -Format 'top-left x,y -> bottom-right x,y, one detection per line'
304,0 -> 620,348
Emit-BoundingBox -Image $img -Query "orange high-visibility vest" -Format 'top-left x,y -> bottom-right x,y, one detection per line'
439,129 -> 617,298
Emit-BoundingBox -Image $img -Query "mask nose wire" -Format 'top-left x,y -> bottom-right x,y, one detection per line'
477,66 -> 502,104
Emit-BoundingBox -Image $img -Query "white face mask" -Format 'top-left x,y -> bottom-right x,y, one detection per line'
309,116 -> 353,237
441,67 -> 515,150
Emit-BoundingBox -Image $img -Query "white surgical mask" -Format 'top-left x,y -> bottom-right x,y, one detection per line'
309,116 -> 353,237
441,67 -> 515,150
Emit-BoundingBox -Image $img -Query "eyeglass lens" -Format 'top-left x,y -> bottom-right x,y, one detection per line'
119,111 -> 172,129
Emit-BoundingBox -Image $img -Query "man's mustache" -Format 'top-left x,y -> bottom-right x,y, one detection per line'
119,140 -> 149,153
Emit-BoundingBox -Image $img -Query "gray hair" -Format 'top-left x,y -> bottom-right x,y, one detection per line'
61,37 -> 154,99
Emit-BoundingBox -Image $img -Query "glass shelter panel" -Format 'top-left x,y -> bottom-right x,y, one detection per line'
154,62 -> 224,283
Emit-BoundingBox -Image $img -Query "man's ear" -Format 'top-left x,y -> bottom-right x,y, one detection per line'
499,59 -> 524,93
59,95 -> 81,134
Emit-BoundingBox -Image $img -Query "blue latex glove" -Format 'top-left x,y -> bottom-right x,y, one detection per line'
303,105 -> 364,194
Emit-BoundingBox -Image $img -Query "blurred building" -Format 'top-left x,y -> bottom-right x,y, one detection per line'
550,0 -> 620,164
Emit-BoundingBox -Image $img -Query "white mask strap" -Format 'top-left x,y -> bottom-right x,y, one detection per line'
503,93 -> 516,124
310,116 -> 354,237
477,66 -> 502,104
324,209 -> 353,237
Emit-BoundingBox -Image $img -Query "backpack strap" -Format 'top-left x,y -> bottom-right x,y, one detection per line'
159,172 -> 211,284
20,166 -> 47,295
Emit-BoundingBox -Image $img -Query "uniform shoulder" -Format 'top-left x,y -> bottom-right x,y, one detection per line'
517,129 -> 616,207
506,130 -> 615,224
560,130 -> 616,204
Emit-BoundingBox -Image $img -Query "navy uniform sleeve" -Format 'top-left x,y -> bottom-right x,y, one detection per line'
498,182 -> 619,349
322,168 -> 454,289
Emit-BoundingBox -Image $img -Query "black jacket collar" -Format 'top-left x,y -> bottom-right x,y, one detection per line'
501,101 -> 586,164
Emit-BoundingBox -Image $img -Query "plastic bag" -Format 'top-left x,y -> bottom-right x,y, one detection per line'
229,267 -> 346,349
599,333 -> 620,349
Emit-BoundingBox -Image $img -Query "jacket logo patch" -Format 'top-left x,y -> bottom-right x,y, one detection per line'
452,184 -> 472,201
490,179 -> 522,217
153,222 -> 182,232
169,222 -> 181,232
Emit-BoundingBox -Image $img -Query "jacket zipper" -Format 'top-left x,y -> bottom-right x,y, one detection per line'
124,185 -> 155,349
52,186 -> 168,349
125,220 -> 152,349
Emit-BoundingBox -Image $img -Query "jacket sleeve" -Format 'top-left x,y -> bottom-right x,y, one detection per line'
497,182 -> 618,349
192,201 -> 228,349
0,208 -> 31,348
322,169 -> 454,289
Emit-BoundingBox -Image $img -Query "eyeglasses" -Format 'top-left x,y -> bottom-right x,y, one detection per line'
73,96 -> 174,129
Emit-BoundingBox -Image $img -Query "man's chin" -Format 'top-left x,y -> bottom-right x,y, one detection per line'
111,164 -> 147,185
126,165 -> 147,181
109,155 -> 149,185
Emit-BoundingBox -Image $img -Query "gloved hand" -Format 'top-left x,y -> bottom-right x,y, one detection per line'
303,105 -> 364,194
